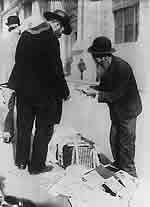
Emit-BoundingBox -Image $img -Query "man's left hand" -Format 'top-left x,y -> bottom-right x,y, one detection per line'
85,91 -> 97,98
64,95 -> 71,101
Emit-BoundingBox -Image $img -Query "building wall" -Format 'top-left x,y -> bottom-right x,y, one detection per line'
4,0 -> 11,10
0,0 -> 77,68
113,0 -> 150,93
70,0 -> 107,83
105,0 -> 150,93
71,0 -> 150,91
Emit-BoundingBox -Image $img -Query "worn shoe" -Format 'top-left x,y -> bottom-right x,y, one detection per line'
15,163 -> 26,170
111,160 -> 120,168
28,165 -> 53,175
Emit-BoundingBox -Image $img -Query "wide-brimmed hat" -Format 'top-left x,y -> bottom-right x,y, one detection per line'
43,10 -> 72,35
6,15 -> 20,26
88,36 -> 116,54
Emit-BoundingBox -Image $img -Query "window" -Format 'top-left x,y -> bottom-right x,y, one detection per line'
24,2 -> 32,19
114,3 -> 139,43
39,0 -> 49,14
0,0 -> 4,12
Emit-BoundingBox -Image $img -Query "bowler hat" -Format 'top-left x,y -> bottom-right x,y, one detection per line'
88,36 -> 116,54
43,10 -> 72,35
6,15 -> 20,26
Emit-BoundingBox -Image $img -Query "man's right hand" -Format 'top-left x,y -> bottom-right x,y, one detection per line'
76,88 -> 98,98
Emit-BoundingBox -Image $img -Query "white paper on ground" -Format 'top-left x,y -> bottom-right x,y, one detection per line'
48,165 -> 128,207
82,169 -> 104,189
115,170 -> 139,197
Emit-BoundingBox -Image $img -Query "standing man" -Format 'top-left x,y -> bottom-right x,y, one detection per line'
77,58 -> 87,80
0,16 -> 21,140
64,56 -> 73,77
87,36 -> 142,177
8,10 -> 72,174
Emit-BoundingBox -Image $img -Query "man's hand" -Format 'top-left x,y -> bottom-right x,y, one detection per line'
84,91 -> 97,98
64,95 -> 71,101
97,91 -> 104,102
80,87 -> 98,98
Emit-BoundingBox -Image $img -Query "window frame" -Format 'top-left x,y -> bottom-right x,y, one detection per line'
0,0 -> 4,12
113,2 -> 139,44
24,1 -> 32,19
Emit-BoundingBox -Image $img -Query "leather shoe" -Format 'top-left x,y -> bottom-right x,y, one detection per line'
28,165 -> 53,175
16,163 -> 26,170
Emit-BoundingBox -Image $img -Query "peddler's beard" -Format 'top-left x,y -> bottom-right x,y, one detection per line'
96,56 -> 112,77
54,25 -> 63,38
54,30 -> 62,38
96,64 -> 106,79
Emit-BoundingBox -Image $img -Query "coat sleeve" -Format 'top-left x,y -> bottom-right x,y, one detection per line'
98,63 -> 132,103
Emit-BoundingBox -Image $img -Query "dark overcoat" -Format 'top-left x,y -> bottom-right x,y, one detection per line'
8,22 -> 70,124
97,55 -> 142,121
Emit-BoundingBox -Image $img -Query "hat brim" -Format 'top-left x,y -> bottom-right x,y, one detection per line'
6,22 -> 20,26
43,12 -> 72,35
88,46 -> 116,54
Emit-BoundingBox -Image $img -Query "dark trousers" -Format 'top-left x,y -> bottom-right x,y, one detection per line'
110,118 -> 137,177
15,95 -> 54,170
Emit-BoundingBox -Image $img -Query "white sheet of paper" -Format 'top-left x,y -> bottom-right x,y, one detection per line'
82,170 -> 104,189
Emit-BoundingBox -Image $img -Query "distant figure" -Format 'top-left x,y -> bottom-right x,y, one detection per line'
0,15 -> 21,85
64,56 -> 73,76
0,16 -> 21,141
77,58 -> 87,80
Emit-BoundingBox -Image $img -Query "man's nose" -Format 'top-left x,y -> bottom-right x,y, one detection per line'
96,59 -> 105,66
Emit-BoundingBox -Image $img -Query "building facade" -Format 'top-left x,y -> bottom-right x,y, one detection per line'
1,0 -> 150,92
71,0 -> 150,93
0,0 -> 78,67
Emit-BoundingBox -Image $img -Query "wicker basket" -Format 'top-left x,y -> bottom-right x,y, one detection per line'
57,141 -> 100,169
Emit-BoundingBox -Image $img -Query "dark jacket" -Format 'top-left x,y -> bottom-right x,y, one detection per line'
97,56 -> 142,121
8,22 -> 70,123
